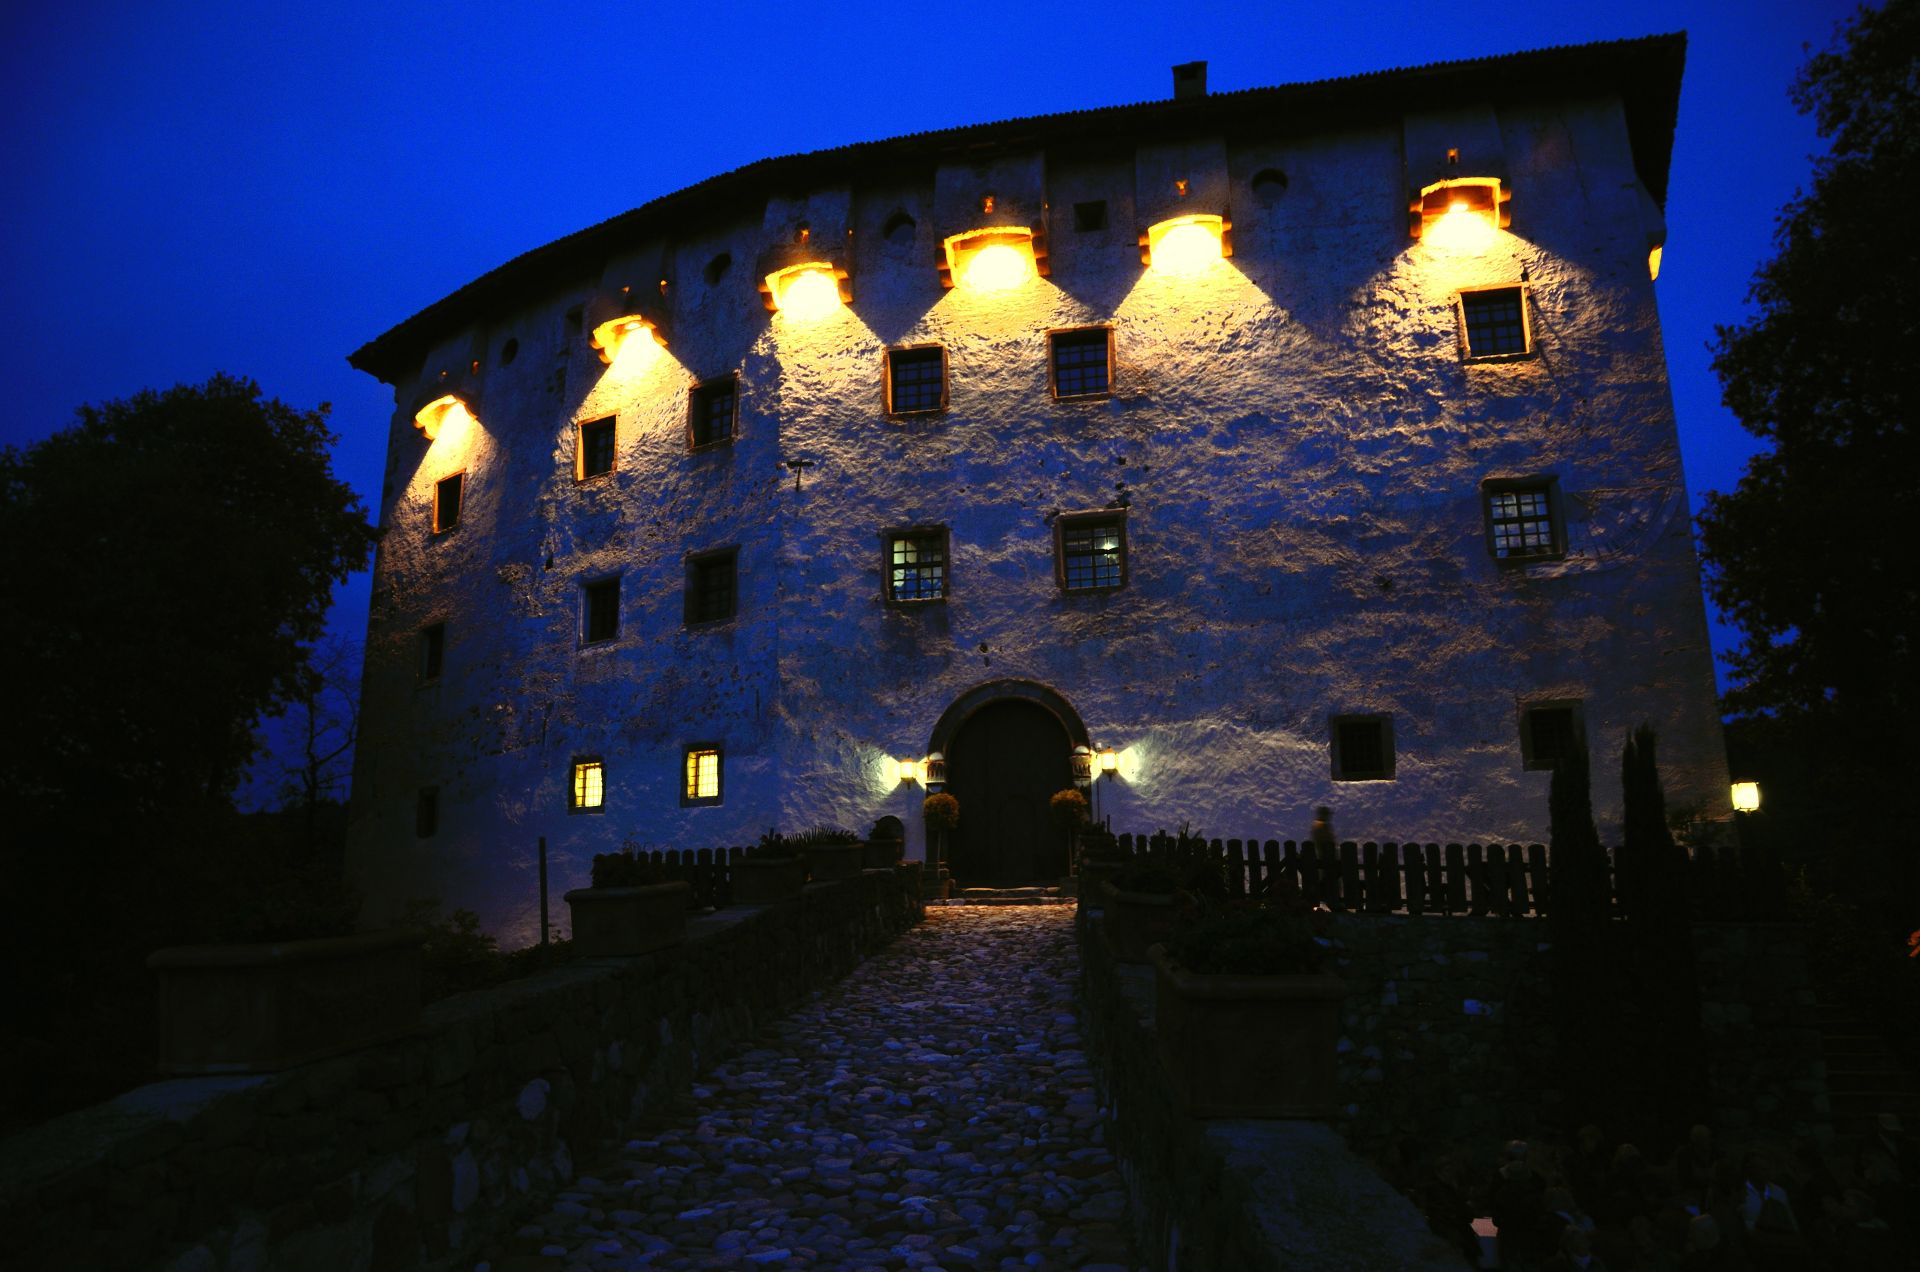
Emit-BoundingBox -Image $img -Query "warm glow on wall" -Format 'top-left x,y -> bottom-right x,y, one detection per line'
764,264 -> 846,318
1423,201 -> 1499,254
1145,215 -> 1227,273
413,394 -> 475,442
1410,177 -> 1509,250
1730,781 -> 1761,813
944,229 -> 1037,292
589,315 -> 665,369
894,757 -> 925,785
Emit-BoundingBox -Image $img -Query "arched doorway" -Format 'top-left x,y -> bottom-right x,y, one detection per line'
931,681 -> 1087,888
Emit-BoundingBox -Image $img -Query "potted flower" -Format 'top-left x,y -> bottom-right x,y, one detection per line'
793,826 -> 866,882
730,833 -> 809,905
1149,898 -> 1344,1118
863,816 -> 906,869
1050,788 -> 1089,882
563,849 -> 692,958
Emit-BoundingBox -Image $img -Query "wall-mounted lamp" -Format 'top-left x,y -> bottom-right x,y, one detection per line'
589,314 -> 666,367
925,751 -> 947,788
1098,747 -> 1119,775
412,393 -> 477,442
1409,176 -> 1510,246
893,757 -> 924,785
1730,781 -> 1761,814
1070,745 -> 1094,784
586,284 -> 670,368
941,228 -> 1041,292
757,224 -> 853,316
1141,213 -> 1231,273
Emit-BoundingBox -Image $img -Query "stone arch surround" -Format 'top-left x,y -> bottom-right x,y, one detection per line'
927,678 -> 1092,759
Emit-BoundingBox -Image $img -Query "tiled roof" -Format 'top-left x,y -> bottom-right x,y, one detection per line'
349,32 -> 1685,382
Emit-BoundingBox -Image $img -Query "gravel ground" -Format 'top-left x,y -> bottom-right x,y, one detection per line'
490,905 -> 1138,1272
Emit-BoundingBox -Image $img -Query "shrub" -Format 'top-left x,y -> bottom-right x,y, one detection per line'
590,849 -> 667,888
791,826 -> 860,846
749,831 -> 801,860
1163,902 -> 1329,976
1049,788 -> 1089,831
923,793 -> 960,832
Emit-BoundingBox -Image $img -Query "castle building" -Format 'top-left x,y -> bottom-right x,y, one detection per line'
346,34 -> 1727,947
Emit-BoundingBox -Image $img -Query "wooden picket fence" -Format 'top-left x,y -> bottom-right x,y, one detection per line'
1099,831 -> 1786,921
626,845 -> 746,910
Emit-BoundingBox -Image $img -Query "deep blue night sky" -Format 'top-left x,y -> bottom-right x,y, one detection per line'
0,0 -> 1857,797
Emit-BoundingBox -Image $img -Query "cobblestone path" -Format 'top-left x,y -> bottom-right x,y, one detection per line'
500,906 -> 1138,1272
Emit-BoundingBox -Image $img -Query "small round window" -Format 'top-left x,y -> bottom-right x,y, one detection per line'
1252,168 -> 1289,206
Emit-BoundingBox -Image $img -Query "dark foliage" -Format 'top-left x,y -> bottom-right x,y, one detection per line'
1546,735 -> 1618,1129
590,850 -> 668,889
1163,891 -> 1329,976
749,832 -> 801,861
922,792 -> 960,832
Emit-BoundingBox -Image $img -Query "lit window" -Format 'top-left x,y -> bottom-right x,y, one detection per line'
1460,287 -> 1531,359
583,577 -> 620,645
686,550 -> 737,625
1057,513 -> 1126,592
1331,715 -> 1394,781
1050,327 -> 1112,399
570,758 -> 605,813
419,623 -> 445,682
433,473 -> 463,534
886,529 -> 948,603
1484,479 -> 1563,562
886,346 -> 946,415
415,787 -> 439,838
683,746 -> 722,805
579,417 -> 615,479
1522,703 -> 1583,771
689,376 -> 736,450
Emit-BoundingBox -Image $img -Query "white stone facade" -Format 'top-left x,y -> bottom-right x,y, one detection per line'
347,36 -> 1727,947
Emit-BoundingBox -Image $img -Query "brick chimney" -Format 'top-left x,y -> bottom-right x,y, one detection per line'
1172,61 -> 1208,100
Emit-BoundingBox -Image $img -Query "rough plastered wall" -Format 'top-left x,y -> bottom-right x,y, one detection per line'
349,91 -> 1727,947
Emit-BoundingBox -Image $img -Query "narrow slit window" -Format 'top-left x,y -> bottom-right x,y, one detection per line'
683,746 -> 722,804
1050,327 -> 1112,399
1461,287 -> 1530,358
689,376 -> 737,449
415,787 -> 439,838
886,529 -> 948,602
570,758 -> 605,812
578,416 -> 616,479
433,473 -> 463,534
583,577 -> 620,644
886,346 -> 946,415
419,622 -> 445,682
686,550 -> 737,625
1058,515 -> 1126,591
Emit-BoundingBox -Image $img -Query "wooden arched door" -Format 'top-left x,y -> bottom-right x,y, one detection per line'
945,699 -> 1073,886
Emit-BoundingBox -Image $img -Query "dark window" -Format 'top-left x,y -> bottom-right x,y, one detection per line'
420,623 -> 445,682
704,252 -> 731,285
1332,715 -> 1395,781
1058,514 -> 1126,591
686,550 -> 737,625
415,787 -> 439,838
1050,328 -> 1112,399
1522,703 -> 1583,771
683,746 -> 723,805
886,530 -> 948,602
887,346 -> 945,414
1461,287 -> 1530,358
433,473 -> 463,533
579,417 -> 616,479
583,577 -> 620,644
1073,201 -> 1108,232
570,758 -> 605,813
1485,480 -> 1562,561
689,376 -> 736,449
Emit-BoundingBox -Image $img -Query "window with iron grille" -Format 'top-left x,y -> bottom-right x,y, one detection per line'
579,416 -> 616,479
1484,479 -> 1562,562
688,376 -> 736,449
570,758 -> 605,812
1522,703 -> 1583,771
419,622 -> 445,682
683,746 -> 722,805
686,550 -> 737,625
886,346 -> 946,415
583,577 -> 620,644
1050,327 -> 1112,399
886,529 -> 948,603
1057,514 -> 1126,591
1331,715 -> 1395,781
433,473 -> 463,533
415,787 -> 439,838
1460,287 -> 1530,359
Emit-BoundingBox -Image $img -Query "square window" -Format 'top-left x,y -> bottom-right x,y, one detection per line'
1484,478 -> 1564,562
433,473 -> 463,534
1331,715 -> 1395,781
419,622 -> 445,682
686,550 -> 737,625
885,529 -> 949,603
1073,200 -> 1108,232
1057,513 -> 1126,591
578,416 -> 616,479
583,577 -> 620,644
886,346 -> 946,415
689,376 -> 737,450
570,758 -> 605,813
1050,327 -> 1112,399
1460,287 -> 1531,359
415,787 -> 439,838
1521,702 -> 1584,771
683,746 -> 722,805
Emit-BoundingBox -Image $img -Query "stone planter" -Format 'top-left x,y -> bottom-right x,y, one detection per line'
731,857 -> 808,904
802,842 -> 866,883
146,929 -> 423,1075
1098,881 -> 1182,963
1077,857 -> 1124,899
863,837 -> 905,870
1150,944 -> 1346,1118
564,881 -> 691,957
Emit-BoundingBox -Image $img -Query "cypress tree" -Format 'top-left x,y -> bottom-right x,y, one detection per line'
1548,733 -> 1616,1129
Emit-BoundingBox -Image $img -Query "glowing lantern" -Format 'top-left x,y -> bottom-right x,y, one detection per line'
1409,177 -> 1510,249
589,314 -> 666,368
1098,747 -> 1119,775
763,263 -> 848,318
894,757 -> 924,785
942,228 -> 1039,292
1647,244 -> 1664,281
1143,214 -> 1229,273
412,393 -> 476,442
1730,782 -> 1761,814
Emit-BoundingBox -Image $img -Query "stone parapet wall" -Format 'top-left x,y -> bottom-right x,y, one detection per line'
0,869 -> 922,1271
